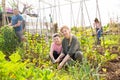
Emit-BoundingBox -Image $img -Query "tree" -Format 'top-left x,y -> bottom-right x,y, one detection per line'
8,0 -> 33,14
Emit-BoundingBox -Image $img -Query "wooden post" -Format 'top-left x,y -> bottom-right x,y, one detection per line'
2,0 -> 6,26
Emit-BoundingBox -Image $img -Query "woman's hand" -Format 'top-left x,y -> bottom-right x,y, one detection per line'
54,59 -> 59,63
57,63 -> 63,70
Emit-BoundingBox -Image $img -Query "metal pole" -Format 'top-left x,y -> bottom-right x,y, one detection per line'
2,0 -> 6,26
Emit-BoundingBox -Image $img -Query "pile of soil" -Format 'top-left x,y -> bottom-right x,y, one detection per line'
99,56 -> 120,80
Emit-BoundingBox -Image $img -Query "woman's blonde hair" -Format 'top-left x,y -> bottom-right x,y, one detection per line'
60,25 -> 70,32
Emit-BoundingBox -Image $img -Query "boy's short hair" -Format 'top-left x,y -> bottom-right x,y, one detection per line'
52,33 -> 60,38
60,25 -> 70,32
13,7 -> 19,10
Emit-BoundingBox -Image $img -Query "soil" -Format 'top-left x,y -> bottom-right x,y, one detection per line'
99,56 -> 120,80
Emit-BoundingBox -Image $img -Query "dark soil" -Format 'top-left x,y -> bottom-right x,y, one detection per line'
99,56 -> 120,80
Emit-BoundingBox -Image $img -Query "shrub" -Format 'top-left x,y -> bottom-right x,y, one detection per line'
0,26 -> 19,56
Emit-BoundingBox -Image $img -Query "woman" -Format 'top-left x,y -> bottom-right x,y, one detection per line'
49,33 -> 62,63
93,18 -> 102,44
55,26 -> 83,70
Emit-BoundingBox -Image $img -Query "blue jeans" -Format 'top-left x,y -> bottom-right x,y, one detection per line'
96,28 -> 102,40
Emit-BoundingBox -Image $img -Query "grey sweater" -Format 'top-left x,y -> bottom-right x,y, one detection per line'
62,35 -> 80,57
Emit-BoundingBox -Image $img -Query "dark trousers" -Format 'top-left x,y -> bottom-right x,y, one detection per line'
64,51 -> 83,62
53,51 -> 60,59
49,51 -> 60,63
72,51 -> 83,62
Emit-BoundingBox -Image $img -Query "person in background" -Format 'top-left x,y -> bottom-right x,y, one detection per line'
49,33 -> 62,63
93,18 -> 102,44
55,26 -> 83,70
9,8 -> 25,42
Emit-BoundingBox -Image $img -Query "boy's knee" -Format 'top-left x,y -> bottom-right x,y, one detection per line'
75,51 -> 83,62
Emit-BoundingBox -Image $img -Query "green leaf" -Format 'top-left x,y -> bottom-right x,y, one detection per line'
0,51 -> 5,61
9,52 -> 21,63
110,54 -> 118,60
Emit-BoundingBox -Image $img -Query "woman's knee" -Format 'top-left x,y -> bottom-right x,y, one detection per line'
75,51 -> 83,62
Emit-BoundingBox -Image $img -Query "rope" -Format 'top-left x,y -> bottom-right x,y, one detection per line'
49,0 -> 53,36
38,0 -> 42,34
54,0 -> 57,23
81,0 -> 84,27
65,0 -> 75,27
58,0 -> 63,26
70,0 -> 75,27
83,0 -> 94,34
76,1 -> 81,27
96,0 -> 101,22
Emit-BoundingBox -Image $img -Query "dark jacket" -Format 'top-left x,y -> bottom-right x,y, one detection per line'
62,35 -> 80,58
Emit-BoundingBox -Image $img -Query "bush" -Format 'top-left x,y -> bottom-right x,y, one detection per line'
0,26 -> 19,56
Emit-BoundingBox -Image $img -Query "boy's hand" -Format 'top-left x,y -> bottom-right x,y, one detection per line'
51,58 -> 55,64
54,60 -> 57,63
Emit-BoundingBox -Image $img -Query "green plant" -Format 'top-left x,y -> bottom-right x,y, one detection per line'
0,51 -> 55,80
68,58 -> 101,80
0,26 -> 19,56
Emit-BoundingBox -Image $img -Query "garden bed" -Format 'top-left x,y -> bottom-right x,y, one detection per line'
100,56 -> 120,80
